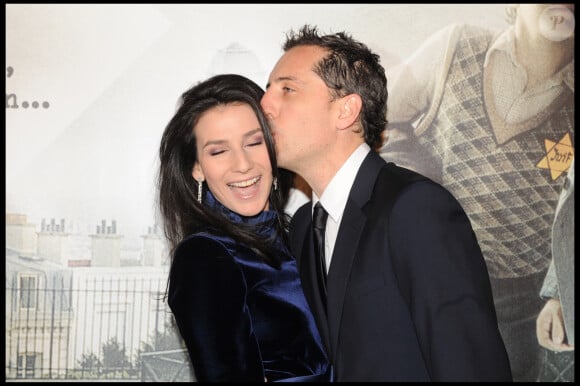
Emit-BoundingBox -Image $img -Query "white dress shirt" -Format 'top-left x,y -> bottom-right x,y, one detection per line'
312,143 -> 371,273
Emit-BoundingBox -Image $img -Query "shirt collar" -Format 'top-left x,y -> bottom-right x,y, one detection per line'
485,26 -> 574,91
484,27 -> 516,68
312,143 -> 371,223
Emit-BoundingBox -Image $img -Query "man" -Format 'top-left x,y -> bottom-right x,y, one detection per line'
261,24 -> 512,381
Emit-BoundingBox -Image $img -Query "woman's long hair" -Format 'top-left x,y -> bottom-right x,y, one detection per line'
157,74 -> 293,268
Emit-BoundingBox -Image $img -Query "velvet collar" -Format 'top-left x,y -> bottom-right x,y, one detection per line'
205,190 -> 277,238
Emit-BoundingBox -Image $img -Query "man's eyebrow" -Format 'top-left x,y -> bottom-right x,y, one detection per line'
265,76 -> 300,89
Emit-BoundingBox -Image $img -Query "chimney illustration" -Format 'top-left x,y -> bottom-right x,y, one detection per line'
37,217 -> 71,265
90,219 -> 122,267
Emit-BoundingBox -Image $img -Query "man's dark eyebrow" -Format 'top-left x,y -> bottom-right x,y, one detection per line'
265,76 -> 300,89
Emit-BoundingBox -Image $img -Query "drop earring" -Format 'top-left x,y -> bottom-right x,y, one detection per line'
273,177 -> 278,191
197,180 -> 203,203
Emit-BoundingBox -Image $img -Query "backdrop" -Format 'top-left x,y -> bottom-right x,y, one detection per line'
6,4 -> 573,382
6,4 -> 508,241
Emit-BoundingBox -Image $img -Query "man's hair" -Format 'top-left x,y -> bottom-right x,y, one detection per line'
283,24 -> 388,150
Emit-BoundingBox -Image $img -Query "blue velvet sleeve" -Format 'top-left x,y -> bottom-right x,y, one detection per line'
168,235 -> 264,382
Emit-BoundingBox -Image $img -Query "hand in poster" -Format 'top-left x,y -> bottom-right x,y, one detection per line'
536,299 -> 574,352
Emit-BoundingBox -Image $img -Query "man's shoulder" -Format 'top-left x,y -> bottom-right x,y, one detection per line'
374,162 -> 467,218
379,162 -> 431,186
369,162 -> 449,212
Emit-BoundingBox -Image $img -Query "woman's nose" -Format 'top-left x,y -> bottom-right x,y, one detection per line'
233,150 -> 253,172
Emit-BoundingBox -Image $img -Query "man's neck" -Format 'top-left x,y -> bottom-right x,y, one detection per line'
302,141 -> 366,198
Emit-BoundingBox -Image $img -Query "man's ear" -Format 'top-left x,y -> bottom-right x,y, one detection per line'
192,163 -> 204,182
337,94 -> 362,130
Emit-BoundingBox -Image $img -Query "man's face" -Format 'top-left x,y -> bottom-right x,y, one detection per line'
261,45 -> 339,174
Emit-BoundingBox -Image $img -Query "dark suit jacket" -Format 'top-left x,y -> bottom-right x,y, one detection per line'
290,151 -> 512,381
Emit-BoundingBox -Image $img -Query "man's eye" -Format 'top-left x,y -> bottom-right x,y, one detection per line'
282,86 -> 295,93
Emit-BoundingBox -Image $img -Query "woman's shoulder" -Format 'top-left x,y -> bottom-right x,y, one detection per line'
173,233 -> 235,269
168,233 -> 246,313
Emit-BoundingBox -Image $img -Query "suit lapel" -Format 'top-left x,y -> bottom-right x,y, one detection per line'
303,218 -> 332,351
326,202 -> 365,354
326,151 -> 386,357
291,203 -> 332,352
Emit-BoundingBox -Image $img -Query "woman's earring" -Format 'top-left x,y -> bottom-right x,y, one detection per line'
273,177 -> 278,191
197,180 -> 203,203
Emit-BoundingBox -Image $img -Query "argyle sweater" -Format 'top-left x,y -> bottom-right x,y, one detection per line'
409,25 -> 574,278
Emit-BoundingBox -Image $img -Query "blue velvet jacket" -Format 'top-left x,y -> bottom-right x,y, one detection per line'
168,192 -> 329,382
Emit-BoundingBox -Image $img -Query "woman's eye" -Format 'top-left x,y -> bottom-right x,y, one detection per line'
248,140 -> 263,147
247,135 -> 264,147
209,149 -> 225,156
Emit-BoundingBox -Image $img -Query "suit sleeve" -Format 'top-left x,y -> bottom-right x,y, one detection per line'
167,236 -> 264,382
389,181 -> 512,381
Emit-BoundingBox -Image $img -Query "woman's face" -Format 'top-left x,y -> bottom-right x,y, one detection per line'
192,102 -> 273,216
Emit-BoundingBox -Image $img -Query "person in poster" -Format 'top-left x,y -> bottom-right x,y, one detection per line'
380,4 -> 574,382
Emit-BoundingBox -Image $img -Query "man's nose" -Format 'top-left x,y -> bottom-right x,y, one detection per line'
260,91 -> 274,118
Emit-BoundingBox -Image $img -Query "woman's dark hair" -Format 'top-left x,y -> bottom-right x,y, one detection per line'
157,74 -> 293,268
283,24 -> 388,150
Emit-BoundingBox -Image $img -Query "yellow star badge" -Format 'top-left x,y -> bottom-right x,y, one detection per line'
536,132 -> 574,180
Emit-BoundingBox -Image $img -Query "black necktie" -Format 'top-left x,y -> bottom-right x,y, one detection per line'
313,202 -> 329,308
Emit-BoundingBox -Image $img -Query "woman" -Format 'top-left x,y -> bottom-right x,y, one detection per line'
157,74 -> 329,382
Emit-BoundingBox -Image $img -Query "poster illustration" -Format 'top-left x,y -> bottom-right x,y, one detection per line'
6,4 -> 573,382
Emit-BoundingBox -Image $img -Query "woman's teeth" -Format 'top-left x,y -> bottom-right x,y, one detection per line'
229,176 -> 261,188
